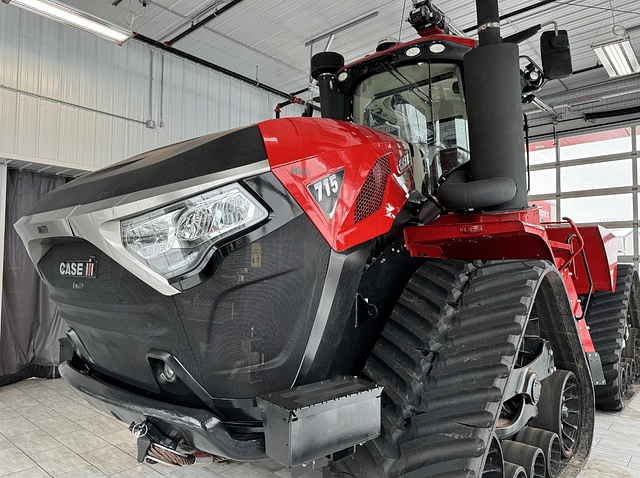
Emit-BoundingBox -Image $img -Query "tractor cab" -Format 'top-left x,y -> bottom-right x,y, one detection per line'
350,51 -> 471,196
312,33 -> 475,199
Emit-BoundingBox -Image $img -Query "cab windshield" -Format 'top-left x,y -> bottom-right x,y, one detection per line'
352,61 -> 470,195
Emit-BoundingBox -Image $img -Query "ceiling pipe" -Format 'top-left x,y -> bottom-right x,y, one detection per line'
585,105 -> 640,120
463,0 -> 556,34
133,32 -> 289,99
166,0 -> 245,47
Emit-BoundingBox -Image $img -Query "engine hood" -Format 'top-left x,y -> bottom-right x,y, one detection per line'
29,124 -> 268,215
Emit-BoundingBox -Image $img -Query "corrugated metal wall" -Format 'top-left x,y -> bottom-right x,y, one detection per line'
0,6 -> 298,173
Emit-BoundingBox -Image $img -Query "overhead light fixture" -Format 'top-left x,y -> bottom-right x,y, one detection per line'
2,0 -> 133,45
591,25 -> 640,77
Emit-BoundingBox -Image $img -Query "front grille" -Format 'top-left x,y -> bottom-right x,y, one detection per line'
37,215 -> 332,399
354,155 -> 391,223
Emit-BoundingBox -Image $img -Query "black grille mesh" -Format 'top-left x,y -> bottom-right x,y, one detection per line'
175,215 -> 330,398
354,155 -> 391,223
38,216 -> 331,400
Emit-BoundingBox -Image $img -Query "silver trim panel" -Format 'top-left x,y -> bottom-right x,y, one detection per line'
15,161 -> 271,296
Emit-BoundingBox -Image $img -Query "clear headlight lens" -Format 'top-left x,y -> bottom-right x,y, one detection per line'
121,183 -> 268,280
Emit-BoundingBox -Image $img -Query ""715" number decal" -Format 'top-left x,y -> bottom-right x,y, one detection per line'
307,170 -> 345,220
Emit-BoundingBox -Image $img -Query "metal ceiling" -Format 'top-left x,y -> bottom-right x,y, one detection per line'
48,0 -> 640,126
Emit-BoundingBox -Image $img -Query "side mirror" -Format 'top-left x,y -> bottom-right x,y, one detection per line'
540,30 -> 573,79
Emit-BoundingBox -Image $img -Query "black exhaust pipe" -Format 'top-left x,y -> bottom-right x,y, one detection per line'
462,0 -> 528,211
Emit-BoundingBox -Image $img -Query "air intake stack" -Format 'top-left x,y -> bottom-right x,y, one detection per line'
463,0 -> 528,211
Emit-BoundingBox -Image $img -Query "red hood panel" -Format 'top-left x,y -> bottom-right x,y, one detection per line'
258,118 -> 412,251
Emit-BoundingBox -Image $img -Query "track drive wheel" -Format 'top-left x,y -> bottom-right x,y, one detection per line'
324,260 -> 594,478
584,264 -> 640,411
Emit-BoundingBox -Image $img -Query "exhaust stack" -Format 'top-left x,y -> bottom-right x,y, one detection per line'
463,0 -> 528,211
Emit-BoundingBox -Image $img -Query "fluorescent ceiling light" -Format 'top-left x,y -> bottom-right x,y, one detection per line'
2,0 -> 133,45
592,38 -> 640,77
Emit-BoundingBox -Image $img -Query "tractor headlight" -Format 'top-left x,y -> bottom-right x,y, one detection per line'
121,183 -> 268,280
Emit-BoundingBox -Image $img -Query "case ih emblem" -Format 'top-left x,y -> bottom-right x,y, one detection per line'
307,170 -> 344,220
59,258 -> 97,278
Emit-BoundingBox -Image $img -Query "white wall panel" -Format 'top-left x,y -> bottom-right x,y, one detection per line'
0,5 -> 294,174
16,94 -> 39,158
0,89 -> 18,153
37,100 -> 60,161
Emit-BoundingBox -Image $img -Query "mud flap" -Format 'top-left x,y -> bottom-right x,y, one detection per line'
585,351 -> 606,386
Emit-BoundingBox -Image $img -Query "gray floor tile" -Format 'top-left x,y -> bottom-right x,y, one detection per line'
0,416 -> 40,438
200,460 -> 242,477
0,433 -> 12,450
0,408 -> 18,421
21,386 -> 61,402
0,394 -> 42,410
162,466 -> 221,477
56,465 -> 108,478
100,429 -> 136,448
55,428 -> 109,454
594,438 -> 640,460
0,446 -> 38,476
55,404 -> 103,423
2,467 -> 51,478
111,464 -> 166,477
76,415 -> 129,436
222,463 -> 288,478
30,446 -> 91,476
8,429 -> 63,455
581,460 -> 640,478
34,415 -> 84,438
36,396 -> 84,411
79,445 -> 140,475
17,404 -> 63,423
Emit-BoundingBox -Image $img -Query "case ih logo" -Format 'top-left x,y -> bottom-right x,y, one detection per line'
397,153 -> 410,173
59,258 -> 97,278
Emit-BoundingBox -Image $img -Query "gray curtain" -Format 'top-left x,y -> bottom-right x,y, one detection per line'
0,169 -> 68,386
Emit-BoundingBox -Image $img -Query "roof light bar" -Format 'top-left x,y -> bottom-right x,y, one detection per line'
2,0 -> 133,45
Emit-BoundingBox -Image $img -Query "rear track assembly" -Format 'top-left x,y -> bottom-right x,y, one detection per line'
584,264 -> 640,411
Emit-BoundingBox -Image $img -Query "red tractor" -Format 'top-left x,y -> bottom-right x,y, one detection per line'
15,0 -> 639,477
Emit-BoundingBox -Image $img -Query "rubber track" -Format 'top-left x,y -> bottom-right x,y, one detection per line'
324,260 -> 549,478
584,264 -> 638,411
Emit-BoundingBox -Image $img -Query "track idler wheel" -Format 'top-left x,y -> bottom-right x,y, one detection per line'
514,427 -> 561,478
482,434 -> 504,478
501,441 -> 545,478
529,370 -> 580,458
504,461 -> 527,478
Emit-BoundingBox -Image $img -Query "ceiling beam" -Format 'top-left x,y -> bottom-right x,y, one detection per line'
166,0 -> 246,47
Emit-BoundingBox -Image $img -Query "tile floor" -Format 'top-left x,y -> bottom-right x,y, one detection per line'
0,377 -> 638,477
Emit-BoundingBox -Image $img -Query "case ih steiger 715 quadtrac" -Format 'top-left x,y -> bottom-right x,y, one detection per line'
15,0 -> 640,477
